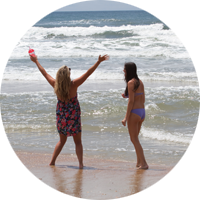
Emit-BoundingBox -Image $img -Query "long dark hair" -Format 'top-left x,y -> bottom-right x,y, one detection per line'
124,62 -> 140,96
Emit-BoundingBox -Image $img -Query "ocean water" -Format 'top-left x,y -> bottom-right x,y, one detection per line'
1,11 -> 199,167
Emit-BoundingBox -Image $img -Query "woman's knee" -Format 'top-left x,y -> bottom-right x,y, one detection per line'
75,140 -> 82,147
74,136 -> 82,145
130,135 -> 139,144
73,132 -> 82,146
59,134 -> 67,145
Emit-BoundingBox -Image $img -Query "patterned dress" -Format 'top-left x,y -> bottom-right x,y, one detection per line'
56,94 -> 81,136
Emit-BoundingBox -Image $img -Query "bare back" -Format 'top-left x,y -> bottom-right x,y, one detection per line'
68,81 -> 78,99
131,79 -> 145,110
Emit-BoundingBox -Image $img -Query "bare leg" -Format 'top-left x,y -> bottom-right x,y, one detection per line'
128,114 -> 148,170
49,133 -> 67,166
73,132 -> 83,169
136,120 -> 144,168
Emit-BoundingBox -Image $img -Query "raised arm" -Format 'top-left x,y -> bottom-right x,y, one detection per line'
73,55 -> 109,87
30,56 -> 55,88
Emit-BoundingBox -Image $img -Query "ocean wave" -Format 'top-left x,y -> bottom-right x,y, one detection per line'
141,127 -> 192,144
17,24 -> 155,40
3,67 -> 198,83
140,72 -> 198,82
8,23 -> 189,59
0,68 -> 123,81
0,90 -> 53,97
4,124 -> 56,134
36,18 -> 123,28
146,85 -> 200,99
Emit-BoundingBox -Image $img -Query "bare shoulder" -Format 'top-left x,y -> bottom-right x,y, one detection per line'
139,79 -> 144,88
128,78 -> 139,85
127,79 -> 135,89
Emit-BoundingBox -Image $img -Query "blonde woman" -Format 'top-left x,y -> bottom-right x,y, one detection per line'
30,55 -> 109,168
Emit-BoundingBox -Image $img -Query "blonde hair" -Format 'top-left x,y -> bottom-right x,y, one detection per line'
54,65 -> 71,102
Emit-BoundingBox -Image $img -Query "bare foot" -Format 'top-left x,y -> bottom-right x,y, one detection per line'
137,165 -> 149,170
79,164 -> 84,169
49,162 -> 55,166
136,163 -> 141,168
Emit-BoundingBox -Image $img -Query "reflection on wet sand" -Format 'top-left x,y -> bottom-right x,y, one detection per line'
71,167 -> 83,198
130,169 -> 147,194
49,166 -> 70,194
52,166 -> 83,200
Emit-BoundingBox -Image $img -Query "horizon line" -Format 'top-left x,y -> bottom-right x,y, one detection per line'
0,9 -> 200,14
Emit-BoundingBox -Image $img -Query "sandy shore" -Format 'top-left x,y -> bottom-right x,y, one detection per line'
16,151 -> 172,199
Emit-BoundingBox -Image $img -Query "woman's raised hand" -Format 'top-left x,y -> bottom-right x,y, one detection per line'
98,54 -> 109,63
30,55 -> 38,63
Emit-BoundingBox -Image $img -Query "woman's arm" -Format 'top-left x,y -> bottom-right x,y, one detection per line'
73,55 -> 109,87
122,81 -> 135,126
30,56 -> 55,88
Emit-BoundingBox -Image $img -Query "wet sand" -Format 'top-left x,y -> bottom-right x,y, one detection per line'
16,151 -> 172,199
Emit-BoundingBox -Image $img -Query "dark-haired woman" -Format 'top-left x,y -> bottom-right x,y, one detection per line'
122,62 -> 148,170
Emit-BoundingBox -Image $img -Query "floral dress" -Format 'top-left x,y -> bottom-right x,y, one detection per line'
56,94 -> 81,136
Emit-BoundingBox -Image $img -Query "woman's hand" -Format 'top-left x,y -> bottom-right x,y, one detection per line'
30,55 -> 38,63
122,93 -> 126,98
122,118 -> 127,126
98,54 -> 109,63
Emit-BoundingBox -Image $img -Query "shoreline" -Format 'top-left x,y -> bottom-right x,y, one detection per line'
1,79 -> 198,94
16,151 -> 173,199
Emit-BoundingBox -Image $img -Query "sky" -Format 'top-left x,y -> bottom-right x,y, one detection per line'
0,0 -> 200,13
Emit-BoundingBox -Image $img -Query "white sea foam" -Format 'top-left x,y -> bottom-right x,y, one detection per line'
53,18 -> 121,26
146,85 -> 200,97
145,103 -> 162,112
3,67 -> 198,82
140,71 -> 198,82
3,68 -> 123,81
4,124 -> 55,131
8,24 -> 189,59
141,127 -> 192,144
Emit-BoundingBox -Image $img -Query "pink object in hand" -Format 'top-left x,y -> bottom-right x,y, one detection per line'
28,47 -> 35,57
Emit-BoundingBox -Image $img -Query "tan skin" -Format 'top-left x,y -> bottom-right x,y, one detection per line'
30,54 -> 109,168
121,68 -> 148,170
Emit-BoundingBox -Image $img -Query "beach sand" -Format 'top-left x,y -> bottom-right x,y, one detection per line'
16,151 -> 172,199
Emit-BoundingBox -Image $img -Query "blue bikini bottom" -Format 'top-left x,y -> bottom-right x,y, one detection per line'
131,108 -> 145,120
